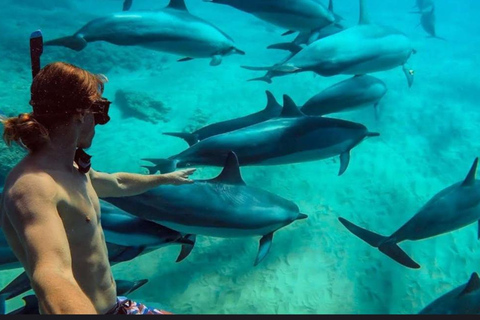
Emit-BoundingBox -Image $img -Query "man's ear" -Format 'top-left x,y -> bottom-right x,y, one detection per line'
75,109 -> 87,123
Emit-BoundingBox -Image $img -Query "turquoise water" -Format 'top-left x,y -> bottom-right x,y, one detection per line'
1,0 -> 480,314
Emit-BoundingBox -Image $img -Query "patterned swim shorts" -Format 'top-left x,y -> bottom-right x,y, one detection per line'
106,296 -> 173,315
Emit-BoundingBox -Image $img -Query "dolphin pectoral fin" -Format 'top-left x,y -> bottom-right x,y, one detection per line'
402,65 -> 415,88
123,0 -> 133,11
178,57 -> 194,62
339,151 -> 351,176
248,74 -> 273,84
282,30 -> 296,36
210,55 -> 222,66
254,232 -> 274,266
176,234 -> 196,262
44,35 -> 87,51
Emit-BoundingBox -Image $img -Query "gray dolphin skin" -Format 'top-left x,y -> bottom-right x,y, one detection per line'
204,0 -> 338,34
420,6 -> 445,40
300,75 -> 388,116
242,0 -> 416,87
418,272 -> 480,314
105,152 -> 308,266
339,158 -> 480,269
44,0 -> 245,66
162,90 -> 282,147
143,95 -> 379,176
123,0 -> 133,11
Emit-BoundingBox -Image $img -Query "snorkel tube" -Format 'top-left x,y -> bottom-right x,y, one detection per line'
29,30 -> 92,174
30,30 -> 43,80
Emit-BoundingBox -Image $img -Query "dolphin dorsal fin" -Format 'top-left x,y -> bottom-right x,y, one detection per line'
462,158 -> 478,187
359,0 -> 370,25
168,0 -> 188,11
264,91 -> 281,112
329,0 -> 334,12
460,272 -> 480,296
213,152 -> 246,185
281,95 -> 304,118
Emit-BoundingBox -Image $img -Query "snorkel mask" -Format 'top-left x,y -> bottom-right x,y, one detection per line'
29,30 -> 110,173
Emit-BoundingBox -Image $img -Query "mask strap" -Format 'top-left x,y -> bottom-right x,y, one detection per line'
74,148 -> 92,174
30,30 -> 43,80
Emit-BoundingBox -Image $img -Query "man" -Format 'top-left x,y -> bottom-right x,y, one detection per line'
0,62 -> 195,314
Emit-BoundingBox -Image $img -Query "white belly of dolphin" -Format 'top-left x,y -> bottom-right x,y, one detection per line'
156,221 -> 284,238
256,141 -> 354,166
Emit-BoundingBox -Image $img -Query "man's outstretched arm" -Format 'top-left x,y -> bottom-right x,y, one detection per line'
89,168 -> 196,198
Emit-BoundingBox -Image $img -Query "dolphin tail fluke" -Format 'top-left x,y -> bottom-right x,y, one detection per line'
247,74 -> 273,84
163,132 -> 199,147
267,42 -> 303,54
141,159 -> 177,174
44,35 -> 87,51
254,232 -> 274,266
339,151 -> 351,176
338,217 -> 420,269
176,234 -> 196,262
379,242 -> 421,269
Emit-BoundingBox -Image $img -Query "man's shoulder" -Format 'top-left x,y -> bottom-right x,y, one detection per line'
4,169 -> 58,201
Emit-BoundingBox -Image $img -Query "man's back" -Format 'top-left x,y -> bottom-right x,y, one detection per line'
0,155 -> 116,314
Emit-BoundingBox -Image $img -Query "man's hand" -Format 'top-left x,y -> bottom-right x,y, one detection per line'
164,169 -> 197,185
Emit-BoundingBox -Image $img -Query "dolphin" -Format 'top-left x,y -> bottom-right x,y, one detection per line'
44,0 -> 245,66
2,279 -> 149,315
142,95 -> 379,176
339,158 -> 480,269
411,0 -> 435,13
204,0 -> 340,35
300,75 -> 388,118
418,272 -> 480,314
163,90 -> 282,147
104,152 -> 308,266
242,0 -> 416,87
420,6 -> 445,40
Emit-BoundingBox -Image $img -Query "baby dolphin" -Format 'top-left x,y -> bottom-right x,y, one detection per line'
339,158 -> 480,269
45,0 -> 245,66
419,272 -> 480,314
143,95 -> 380,176
300,75 -> 387,117
243,0 -> 416,87
105,152 -> 308,266
204,0 -> 339,35
163,90 -> 282,147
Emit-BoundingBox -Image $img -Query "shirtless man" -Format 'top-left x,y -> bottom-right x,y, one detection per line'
0,62 -> 195,314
